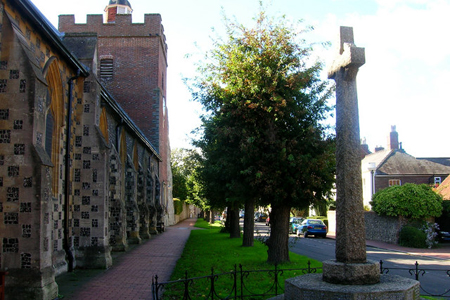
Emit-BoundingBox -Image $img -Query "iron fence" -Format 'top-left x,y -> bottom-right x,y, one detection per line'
152,261 -> 320,299
380,260 -> 450,298
152,260 -> 450,299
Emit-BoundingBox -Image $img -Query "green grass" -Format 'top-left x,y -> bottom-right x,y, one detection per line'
162,219 -> 321,299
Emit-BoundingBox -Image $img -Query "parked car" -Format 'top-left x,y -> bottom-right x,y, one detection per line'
298,219 -> 327,238
289,217 -> 304,234
239,210 -> 245,218
254,212 -> 268,222
438,231 -> 450,242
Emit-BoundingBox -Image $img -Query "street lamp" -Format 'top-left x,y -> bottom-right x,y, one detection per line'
367,162 -> 376,196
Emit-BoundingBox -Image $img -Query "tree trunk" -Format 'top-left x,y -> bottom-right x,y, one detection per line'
266,204 -> 290,264
209,210 -> 215,224
205,210 -> 210,222
229,202 -> 241,238
242,198 -> 255,247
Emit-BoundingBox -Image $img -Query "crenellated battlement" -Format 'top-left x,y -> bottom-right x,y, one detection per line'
58,13 -> 166,44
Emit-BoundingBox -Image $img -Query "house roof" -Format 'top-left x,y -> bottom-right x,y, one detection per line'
376,150 -> 450,175
361,149 -> 392,170
417,157 -> 450,167
435,175 -> 450,200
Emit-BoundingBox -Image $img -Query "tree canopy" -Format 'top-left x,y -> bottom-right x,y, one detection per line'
371,183 -> 443,220
191,5 -> 335,263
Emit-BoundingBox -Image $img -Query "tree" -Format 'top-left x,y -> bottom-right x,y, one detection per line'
171,148 -> 208,211
371,183 -> 443,220
191,4 -> 335,263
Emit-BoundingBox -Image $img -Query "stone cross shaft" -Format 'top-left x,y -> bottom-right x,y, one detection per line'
328,26 -> 366,264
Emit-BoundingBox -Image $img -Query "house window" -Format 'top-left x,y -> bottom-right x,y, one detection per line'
434,177 -> 442,186
389,179 -> 401,187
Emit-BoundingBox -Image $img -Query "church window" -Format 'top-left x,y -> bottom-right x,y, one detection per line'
100,59 -> 114,80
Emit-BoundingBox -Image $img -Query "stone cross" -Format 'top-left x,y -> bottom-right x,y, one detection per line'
328,27 -> 366,264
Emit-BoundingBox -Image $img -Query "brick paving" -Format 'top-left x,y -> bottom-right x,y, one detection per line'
63,218 -> 198,300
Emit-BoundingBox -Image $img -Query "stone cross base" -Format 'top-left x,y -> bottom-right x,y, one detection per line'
281,274 -> 420,300
322,259 -> 380,285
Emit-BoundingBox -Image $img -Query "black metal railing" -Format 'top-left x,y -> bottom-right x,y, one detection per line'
152,261 -> 320,299
380,260 -> 450,298
152,260 -> 450,299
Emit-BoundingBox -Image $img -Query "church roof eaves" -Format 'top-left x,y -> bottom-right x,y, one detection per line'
15,0 -> 90,77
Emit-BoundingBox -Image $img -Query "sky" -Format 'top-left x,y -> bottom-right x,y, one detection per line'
30,0 -> 450,158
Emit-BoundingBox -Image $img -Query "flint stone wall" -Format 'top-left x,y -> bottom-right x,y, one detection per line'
364,212 -> 408,244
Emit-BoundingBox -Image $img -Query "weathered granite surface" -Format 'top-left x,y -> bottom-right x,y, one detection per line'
284,274 -> 420,300
328,26 -> 367,265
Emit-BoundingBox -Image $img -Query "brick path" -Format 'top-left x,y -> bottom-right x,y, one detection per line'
67,218 -> 198,300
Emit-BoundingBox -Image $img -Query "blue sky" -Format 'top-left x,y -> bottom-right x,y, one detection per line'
31,0 -> 450,157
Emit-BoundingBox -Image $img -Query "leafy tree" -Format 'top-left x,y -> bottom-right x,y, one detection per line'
191,4 -> 335,263
371,183 -> 443,220
171,148 -> 208,210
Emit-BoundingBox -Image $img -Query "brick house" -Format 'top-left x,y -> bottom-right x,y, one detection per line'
0,0 -> 172,299
361,126 -> 450,208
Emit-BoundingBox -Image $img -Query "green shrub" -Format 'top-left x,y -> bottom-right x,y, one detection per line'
398,226 -> 427,248
371,183 -> 443,220
173,198 -> 184,215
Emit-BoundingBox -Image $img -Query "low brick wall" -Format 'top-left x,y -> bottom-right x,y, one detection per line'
364,212 -> 408,244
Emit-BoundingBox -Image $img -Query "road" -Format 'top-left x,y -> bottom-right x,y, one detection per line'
253,221 -> 450,297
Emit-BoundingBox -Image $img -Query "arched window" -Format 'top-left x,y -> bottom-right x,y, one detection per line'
99,107 -> 109,143
44,58 -> 64,195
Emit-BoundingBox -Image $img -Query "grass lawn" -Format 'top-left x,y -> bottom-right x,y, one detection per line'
160,219 -> 322,299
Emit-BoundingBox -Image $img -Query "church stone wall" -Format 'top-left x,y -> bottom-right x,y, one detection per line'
0,1 -> 166,299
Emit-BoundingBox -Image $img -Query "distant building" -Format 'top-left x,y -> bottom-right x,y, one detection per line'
361,126 -> 450,208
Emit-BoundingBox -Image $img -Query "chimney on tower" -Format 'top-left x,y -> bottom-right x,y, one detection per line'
388,125 -> 399,150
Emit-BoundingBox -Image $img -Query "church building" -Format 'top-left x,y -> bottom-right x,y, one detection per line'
0,0 -> 173,299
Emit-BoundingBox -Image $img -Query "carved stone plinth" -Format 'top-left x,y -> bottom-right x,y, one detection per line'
283,274 -> 420,300
322,259 -> 380,285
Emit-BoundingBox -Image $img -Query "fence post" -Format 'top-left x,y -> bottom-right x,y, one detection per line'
240,264 -> 244,299
183,271 -> 190,299
233,264 -> 237,299
152,275 -> 159,300
211,267 -> 215,300
414,261 -> 419,281
274,263 -> 278,296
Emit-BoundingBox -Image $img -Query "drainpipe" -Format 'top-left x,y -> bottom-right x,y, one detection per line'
64,70 -> 80,272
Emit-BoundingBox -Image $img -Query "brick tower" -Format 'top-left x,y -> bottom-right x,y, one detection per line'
59,1 -> 173,225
